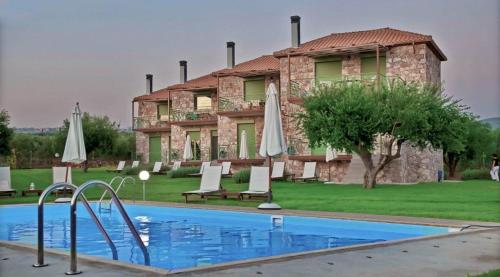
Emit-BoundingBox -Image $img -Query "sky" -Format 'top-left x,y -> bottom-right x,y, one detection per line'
0,0 -> 499,128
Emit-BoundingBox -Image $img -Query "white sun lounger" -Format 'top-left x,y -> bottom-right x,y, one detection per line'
151,161 -> 165,174
131,161 -> 140,168
182,166 -> 223,202
172,161 -> 182,170
292,162 -> 318,182
188,161 -> 211,177
52,167 -> 74,196
271,161 -> 286,180
221,161 -> 232,177
107,161 -> 126,172
239,166 -> 269,200
0,167 -> 16,197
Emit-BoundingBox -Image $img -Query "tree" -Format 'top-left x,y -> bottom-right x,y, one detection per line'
443,117 -> 493,178
299,80 -> 465,189
0,110 -> 14,159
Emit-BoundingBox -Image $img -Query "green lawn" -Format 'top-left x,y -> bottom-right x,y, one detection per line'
2,168 -> 499,222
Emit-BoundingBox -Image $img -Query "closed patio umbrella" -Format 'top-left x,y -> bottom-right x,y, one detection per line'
61,103 -> 86,198
258,82 -> 287,210
239,130 -> 249,159
183,134 -> 193,161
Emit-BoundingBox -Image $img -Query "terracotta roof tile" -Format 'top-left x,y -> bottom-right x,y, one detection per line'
274,27 -> 446,61
133,88 -> 170,101
166,73 -> 218,91
215,55 -> 280,76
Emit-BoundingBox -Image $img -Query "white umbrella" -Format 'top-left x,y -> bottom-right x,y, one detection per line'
325,145 -> 337,184
183,134 -> 193,161
258,83 -> 286,210
239,130 -> 249,159
60,103 -> 86,200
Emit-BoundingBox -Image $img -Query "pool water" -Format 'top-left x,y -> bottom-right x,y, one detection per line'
0,204 -> 448,270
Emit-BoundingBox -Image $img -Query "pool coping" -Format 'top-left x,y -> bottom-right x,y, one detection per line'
1,201 -> 499,275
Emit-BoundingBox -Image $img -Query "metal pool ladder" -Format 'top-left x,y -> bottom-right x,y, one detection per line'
98,176 -> 135,212
33,180 -> 150,275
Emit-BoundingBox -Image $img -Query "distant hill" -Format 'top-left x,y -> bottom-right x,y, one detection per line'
481,117 -> 500,129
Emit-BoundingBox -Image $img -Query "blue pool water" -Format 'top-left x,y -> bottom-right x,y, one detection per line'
0,203 -> 448,270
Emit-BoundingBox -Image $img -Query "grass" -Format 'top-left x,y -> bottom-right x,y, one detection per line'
2,168 -> 500,222
470,269 -> 500,277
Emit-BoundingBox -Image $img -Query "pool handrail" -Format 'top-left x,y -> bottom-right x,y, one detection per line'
33,182 -> 118,269
67,180 -> 150,275
98,176 -> 136,211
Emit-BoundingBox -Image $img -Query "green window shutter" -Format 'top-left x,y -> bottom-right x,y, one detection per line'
157,104 -> 169,120
244,79 -> 265,101
315,60 -> 342,85
187,131 -> 201,160
149,135 -> 162,163
311,144 -> 327,155
361,55 -> 386,80
237,123 -> 256,158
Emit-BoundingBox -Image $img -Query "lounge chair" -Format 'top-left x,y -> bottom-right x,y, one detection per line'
187,161 -> 211,177
292,162 -> 318,182
271,161 -> 286,180
0,167 -> 16,197
107,161 -> 126,173
182,166 -> 224,202
221,161 -> 232,177
131,161 -> 140,168
172,161 -> 182,171
239,166 -> 269,200
52,167 -> 74,196
151,161 -> 165,175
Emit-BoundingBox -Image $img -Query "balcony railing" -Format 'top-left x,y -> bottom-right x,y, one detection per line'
170,107 -> 217,122
218,95 -> 265,113
133,116 -> 169,130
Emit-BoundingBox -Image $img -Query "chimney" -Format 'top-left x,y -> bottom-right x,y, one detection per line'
146,74 -> 153,94
179,60 -> 187,83
226,41 -> 235,68
291,15 -> 301,48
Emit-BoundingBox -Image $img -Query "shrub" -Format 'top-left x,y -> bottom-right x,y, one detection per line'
168,167 -> 200,178
461,168 -> 491,180
123,165 -> 148,175
233,168 -> 251,183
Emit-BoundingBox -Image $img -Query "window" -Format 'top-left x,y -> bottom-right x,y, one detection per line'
157,103 -> 169,121
187,131 -> 201,160
195,95 -> 212,111
315,59 -> 342,85
237,123 -> 256,158
244,78 -> 265,101
361,54 -> 386,81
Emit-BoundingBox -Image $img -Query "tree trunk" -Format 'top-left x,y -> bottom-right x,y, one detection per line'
445,153 -> 459,179
363,168 -> 378,189
357,146 -> 377,189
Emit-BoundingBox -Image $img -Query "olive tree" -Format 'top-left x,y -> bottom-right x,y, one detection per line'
299,80 -> 464,189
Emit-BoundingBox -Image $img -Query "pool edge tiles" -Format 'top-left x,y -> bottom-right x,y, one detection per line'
0,204 -> 460,271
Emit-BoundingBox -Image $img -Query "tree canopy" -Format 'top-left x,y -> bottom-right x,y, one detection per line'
0,110 -> 14,158
299,80 -> 466,188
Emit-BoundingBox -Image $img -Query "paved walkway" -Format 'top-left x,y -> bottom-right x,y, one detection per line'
1,229 -> 499,277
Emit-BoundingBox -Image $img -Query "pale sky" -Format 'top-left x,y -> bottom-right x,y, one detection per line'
0,0 -> 499,128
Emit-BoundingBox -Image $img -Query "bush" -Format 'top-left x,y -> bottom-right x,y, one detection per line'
233,168 -> 251,183
123,165 -> 148,175
168,167 -> 200,178
461,168 -> 491,180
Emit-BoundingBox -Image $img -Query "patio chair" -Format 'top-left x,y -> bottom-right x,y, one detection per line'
172,161 -> 182,171
107,161 -> 126,172
221,161 -> 232,177
0,167 -> 16,197
52,167 -> 74,196
187,161 -> 211,177
239,166 -> 269,200
182,166 -> 224,202
151,161 -> 165,175
271,161 -> 286,180
131,161 -> 140,168
292,162 -> 318,182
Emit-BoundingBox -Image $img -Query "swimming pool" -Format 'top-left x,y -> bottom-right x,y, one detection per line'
0,203 -> 448,271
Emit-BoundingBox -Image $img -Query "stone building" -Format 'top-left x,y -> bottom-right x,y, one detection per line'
132,16 -> 446,183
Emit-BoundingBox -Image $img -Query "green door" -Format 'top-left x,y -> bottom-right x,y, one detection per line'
149,135 -> 162,163
244,78 -> 265,101
237,123 -> 256,158
187,131 -> 201,160
315,60 -> 342,85
210,130 -> 218,160
361,55 -> 386,80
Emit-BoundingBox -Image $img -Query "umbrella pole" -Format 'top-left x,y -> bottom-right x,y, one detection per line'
268,156 -> 272,203
64,163 -> 71,197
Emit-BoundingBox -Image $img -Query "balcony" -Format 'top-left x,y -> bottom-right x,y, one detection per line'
170,108 -> 217,127
218,96 -> 265,118
216,144 -> 265,165
133,116 -> 170,132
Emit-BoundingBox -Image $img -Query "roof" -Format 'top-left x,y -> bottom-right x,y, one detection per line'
133,88 -> 170,102
214,55 -> 280,77
273,27 -> 446,61
166,73 -> 218,91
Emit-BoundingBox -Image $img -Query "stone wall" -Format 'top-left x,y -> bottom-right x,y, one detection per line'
135,132 -> 148,163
